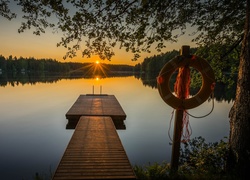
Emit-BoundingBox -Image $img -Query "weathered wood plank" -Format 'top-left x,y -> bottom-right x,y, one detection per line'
53,116 -> 136,180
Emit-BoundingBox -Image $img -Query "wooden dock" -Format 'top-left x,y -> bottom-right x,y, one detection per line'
53,95 -> 136,180
65,95 -> 126,129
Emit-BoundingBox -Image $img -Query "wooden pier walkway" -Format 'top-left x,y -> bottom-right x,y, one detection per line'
53,95 -> 136,180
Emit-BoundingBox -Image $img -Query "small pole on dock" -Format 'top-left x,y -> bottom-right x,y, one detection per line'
100,85 -> 102,94
170,45 -> 190,172
92,85 -> 94,94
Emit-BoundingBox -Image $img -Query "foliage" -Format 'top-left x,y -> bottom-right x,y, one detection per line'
0,0 -> 16,20
195,44 -> 240,87
1,0 -> 245,60
179,137 -> 229,178
133,162 -> 171,180
133,137 -> 232,180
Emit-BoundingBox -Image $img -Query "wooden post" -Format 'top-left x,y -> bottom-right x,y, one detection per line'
170,45 -> 190,172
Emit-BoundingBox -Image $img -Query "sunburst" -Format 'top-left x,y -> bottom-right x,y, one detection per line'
82,60 -> 108,78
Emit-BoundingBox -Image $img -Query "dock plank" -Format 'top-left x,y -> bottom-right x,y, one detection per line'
66,95 -> 126,129
66,95 -> 126,120
53,116 -> 136,180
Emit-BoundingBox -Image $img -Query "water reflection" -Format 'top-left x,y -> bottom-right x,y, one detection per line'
1,72 -> 236,103
0,72 -> 135,87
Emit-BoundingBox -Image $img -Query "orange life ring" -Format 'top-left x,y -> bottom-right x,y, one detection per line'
157,55 -> 215,109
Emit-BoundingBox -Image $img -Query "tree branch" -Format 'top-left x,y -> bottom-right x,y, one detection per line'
220,34 -> 244,60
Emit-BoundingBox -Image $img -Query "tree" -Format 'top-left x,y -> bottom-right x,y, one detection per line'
227,1 -> 250,177
1,0 -> 249,177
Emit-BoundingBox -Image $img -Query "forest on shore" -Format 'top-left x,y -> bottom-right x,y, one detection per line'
0,55 -> 134,74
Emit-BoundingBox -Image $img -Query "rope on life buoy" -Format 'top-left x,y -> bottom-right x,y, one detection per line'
185,91 -> 215,118
157,55 -> 215,110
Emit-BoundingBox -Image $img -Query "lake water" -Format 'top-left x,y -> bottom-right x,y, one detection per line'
0,74 -> 233,179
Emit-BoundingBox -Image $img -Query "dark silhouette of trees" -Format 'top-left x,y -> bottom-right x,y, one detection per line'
0,55 -> 134,74
0,55 -> 81,73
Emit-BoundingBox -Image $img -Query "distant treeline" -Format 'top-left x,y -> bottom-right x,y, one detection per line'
0,55 -> 83,73
135,46 -> 239,74
134,49 -> 197,73
0,55 -> 134,74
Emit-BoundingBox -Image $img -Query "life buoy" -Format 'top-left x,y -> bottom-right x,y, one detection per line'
157,55 -> 215,109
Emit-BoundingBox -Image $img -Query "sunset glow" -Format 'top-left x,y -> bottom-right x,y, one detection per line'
0,9 -> 196,66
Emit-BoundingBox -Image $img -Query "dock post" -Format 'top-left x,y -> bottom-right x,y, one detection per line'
170,45 -> 190,172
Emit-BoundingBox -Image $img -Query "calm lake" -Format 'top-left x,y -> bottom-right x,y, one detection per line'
0,74 -> 234,179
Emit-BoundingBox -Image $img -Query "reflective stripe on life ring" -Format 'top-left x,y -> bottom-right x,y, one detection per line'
157,55 -> 215,109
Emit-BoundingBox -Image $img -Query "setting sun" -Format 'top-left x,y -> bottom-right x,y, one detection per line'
95,60 -> 100,64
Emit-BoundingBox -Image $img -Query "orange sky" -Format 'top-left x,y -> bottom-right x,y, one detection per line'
0,14 -> 196,66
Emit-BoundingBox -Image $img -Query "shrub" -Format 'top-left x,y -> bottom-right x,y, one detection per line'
179,136 -> 229,179
134,136 -> 231,179
133,162 -> 171,180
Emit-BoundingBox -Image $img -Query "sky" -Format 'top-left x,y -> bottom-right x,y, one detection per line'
0,5 -> 196,66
